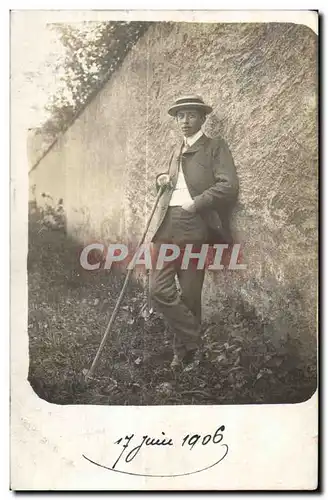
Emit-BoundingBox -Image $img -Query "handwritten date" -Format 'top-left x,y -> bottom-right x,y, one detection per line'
113,426 -> 225,469
82,425 -> 228,477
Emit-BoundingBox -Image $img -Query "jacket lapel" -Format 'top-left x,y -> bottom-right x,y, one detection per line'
183,134 -> 208,155
169,134 -> 208,187
169,143 -> 184,187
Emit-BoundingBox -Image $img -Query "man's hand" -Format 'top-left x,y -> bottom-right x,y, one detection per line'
181,201 -> 196,213
157,174 -> 172,189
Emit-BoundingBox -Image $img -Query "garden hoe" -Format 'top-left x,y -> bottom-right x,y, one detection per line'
83,186 -> 164,381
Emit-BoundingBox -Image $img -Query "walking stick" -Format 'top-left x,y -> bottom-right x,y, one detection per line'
84,186 -> 164,381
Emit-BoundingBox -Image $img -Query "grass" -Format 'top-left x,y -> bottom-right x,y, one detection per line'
28,204 -> 317,405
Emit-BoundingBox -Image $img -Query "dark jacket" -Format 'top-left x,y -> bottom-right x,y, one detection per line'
152,134 -> 239,244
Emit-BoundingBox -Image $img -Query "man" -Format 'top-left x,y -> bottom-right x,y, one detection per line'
150,95 -> 239,369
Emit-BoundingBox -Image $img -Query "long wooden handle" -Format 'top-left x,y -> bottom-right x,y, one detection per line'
85,186 -> 164,380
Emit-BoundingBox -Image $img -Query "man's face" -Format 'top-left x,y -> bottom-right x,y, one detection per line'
176,108 -> 205,137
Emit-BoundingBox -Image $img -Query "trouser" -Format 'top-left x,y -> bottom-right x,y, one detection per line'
150,207 -> 208,357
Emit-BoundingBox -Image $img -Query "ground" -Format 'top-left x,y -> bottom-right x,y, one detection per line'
27,205 -> 317,406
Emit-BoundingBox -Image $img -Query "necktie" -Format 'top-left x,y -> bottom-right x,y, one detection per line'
182,140 -> 188,154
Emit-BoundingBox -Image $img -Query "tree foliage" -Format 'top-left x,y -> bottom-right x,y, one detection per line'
42,21 -> 150,138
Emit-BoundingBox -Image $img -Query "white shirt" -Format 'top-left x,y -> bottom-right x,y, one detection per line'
169,130 -> 203,207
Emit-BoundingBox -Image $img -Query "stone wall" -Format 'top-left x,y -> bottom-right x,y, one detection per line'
29,22 -> 318,356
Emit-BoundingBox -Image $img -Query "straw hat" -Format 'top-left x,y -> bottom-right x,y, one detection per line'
168,95 -> 213,116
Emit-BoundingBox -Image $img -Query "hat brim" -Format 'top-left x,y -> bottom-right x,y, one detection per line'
168,102 -> 213,116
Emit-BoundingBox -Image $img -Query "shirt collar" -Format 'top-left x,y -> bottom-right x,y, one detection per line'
184,129 -> 203,148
